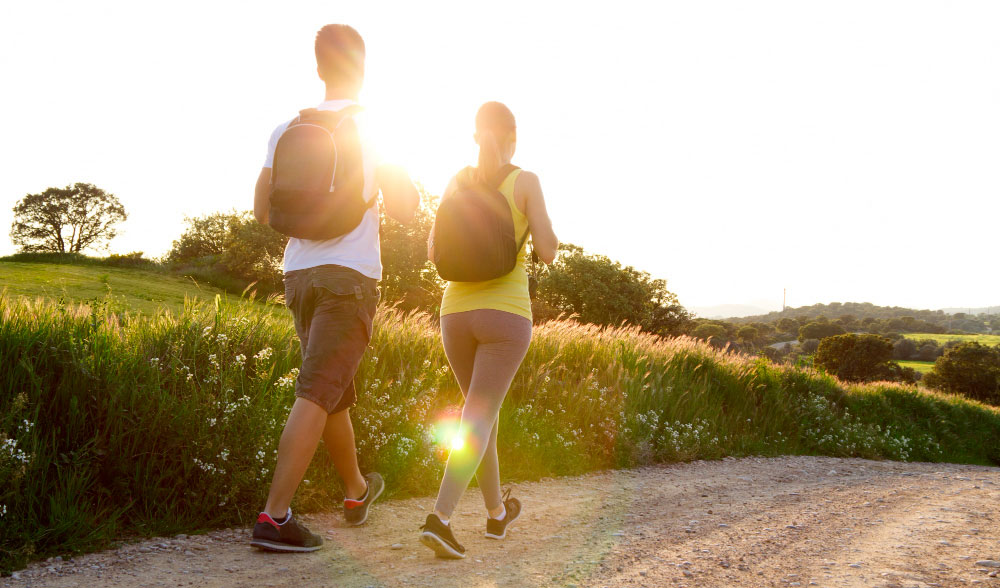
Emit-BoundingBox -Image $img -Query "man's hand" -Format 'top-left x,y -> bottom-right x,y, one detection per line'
378,164 -> 419,225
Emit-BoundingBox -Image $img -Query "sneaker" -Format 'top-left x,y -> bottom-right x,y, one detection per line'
419,514 -> 466,559
485,487 -> 522,540
250,510 -> 323,552
344,472 -> 385,526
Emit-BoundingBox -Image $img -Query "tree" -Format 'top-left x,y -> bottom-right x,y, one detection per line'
798,322 -> 846,342
168,210 -> 287,293
892,338 -> 917,360
692,323 -> 727,342
737,326 -> 759,346
801,338 -> 820,354
537,244 -> 690,335
378,188 -> 443,312
814,333 -> 916,383
924,342 -> 1000,405
10,183 -> 127,253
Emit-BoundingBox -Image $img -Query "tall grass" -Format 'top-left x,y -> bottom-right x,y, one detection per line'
1,291 -> 999,572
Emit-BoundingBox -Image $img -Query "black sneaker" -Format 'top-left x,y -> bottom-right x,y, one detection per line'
344,472 -> 384,526
419,514 -> 466,559
250,510 -> 323,552
485,487 -> 522,539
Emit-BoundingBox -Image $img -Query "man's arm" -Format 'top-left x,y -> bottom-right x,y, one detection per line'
377,164 -> 419,225
254,168 -> 271,225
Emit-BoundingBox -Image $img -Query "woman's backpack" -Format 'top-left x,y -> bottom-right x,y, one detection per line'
268,106 -> 376,240
432,164 -> 529,282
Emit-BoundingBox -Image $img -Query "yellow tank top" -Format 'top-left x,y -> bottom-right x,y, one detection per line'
440,168 -> 532,321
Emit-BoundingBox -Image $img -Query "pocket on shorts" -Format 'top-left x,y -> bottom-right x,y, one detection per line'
313,274 -> 366,299
283,275 -> 297,308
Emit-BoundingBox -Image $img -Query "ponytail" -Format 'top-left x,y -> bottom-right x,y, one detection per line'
474,101 -> 516,185
476,131 -> 504,185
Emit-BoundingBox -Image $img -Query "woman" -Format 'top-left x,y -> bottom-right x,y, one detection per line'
420,101 -> 558,559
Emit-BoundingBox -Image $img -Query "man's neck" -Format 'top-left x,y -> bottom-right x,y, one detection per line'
324,86 -> 358,101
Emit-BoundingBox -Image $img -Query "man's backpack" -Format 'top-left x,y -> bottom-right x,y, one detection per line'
268,106 -> 376,240
432,164 -> 529,282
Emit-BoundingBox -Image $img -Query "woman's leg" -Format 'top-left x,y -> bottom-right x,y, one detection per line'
433,310 -> 531,520
441,313 -> 503,513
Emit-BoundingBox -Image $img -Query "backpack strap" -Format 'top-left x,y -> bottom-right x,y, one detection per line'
295,105 -> 364,131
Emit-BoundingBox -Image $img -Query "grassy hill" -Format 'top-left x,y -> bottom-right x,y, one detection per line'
903,333 -> 1000,346
0,261 -> 242,315
2,263 -> 1000,572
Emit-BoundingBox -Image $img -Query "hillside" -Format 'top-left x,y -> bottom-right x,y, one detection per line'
0,261 -> 237,314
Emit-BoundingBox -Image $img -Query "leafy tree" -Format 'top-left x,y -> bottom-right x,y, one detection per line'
892,338 -> 917,360
379,188 -> 443,312
537,244 -> 690,335
776,317 -> 798,335
737,326 -> 759,346
801,338 -> 820,354
798,322 -> 846,342
917,342 -> 941,362
692,323 -> 727,342
924,342 -> 1000,405
10,183 -> 127,253
168,210 -> 287,294
814,333 -> 916,383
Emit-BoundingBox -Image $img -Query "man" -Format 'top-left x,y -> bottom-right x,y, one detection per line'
250,24 -> 419,552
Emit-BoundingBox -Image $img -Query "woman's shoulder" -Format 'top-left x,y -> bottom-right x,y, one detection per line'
513,169 -> 542,196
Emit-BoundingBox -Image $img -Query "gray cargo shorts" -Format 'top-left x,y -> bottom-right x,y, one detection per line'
283,264 -> 379,414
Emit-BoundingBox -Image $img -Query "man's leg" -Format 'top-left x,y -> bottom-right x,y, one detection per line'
264,397 -> 328,519
322,407 -> 367,500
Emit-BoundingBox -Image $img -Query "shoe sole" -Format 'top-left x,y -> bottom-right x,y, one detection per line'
250,538 -> 322,553
420,532 -> 466,559
347,479 -> 385,527
484,508 -> 521,540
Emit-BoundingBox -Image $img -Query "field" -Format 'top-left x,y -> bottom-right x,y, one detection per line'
2,267 -> 1000,573
0,261 -> 232,315
897,360 -> 935,374
903,332 -> 1000,346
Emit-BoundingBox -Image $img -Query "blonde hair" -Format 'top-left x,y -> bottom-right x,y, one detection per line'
475,102 -> 516,184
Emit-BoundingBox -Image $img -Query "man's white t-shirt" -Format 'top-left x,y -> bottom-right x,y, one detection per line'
263,99 -> 381,279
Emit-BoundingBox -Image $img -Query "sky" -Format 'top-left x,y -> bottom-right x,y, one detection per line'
1,0 -> 998,313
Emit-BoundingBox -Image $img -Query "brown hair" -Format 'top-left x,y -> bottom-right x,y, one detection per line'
474,101 -> 516,184
315,24 -> 366,88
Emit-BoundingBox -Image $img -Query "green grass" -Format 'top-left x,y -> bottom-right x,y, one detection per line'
904,333 -> 1000,346
0,261 -> 252,315
1,290 -> 999,572
897,360 -> 935,374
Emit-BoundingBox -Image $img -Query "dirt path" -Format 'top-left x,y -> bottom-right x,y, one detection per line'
5,456 -> 1000,588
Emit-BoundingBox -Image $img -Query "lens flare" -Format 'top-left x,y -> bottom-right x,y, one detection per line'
450,434 -> 465,451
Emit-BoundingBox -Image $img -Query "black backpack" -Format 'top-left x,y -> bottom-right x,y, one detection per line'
268,106 -> 376,240
432,164 -> 529,282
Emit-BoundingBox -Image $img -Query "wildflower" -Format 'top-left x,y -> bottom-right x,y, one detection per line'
219,449 -> 229,461
19,420 -> 33,433
0,504 -> 6,517
150,357 -> 160,366
216,333 -> 228,344
186,373 -> 194,382
256,450 -> 266,462
208,418 -> 216,427
254,347 -> 273,362
422,359 -> 432,368
235,354 -> 246,367
202,326 -> 212,337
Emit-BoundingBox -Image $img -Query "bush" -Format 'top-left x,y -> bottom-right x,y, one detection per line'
798,322 -> 846,342
814,334 -> 914,383
167,211 -> 287,296
801,338 -> 820,354
924,342 -> 1000,405
893,338 -> 917,360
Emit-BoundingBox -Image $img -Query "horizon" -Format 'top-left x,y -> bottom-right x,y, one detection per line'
2,1 -> 998,311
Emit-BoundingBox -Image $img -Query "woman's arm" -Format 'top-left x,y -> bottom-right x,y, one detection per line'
517,171 -> 558,264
